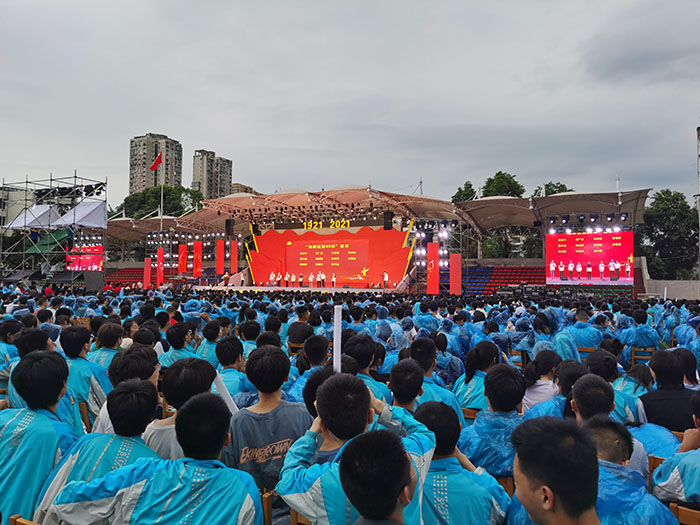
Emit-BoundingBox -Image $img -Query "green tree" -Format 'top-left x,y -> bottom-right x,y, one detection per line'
531,181 -> 574,197
482,171 -> 525,198
637,189 -> 698,280
451,181 -> 477,203
521,233 -> 543,258
114,186 -> 203,219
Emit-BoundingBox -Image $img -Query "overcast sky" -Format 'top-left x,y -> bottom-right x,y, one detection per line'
2,0 -> 700,208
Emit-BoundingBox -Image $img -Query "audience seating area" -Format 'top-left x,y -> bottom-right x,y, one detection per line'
440,266 -> 546,296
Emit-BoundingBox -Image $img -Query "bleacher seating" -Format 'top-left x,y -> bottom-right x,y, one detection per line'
440,266 -> 546,296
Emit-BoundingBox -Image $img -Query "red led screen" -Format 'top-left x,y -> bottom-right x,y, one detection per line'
66,245 -> 103,272
546,231 -> 633,286
249,227 -> 411,289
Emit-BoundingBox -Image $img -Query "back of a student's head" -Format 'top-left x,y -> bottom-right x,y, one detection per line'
512,417 -> 598,522
675,348 -> 699,386
302,365 -> 337,418
140,303 -> 156,320
202,320 -> 221,343
571,374 -> 614,421
246,345 -> 290,393
389,358 -> 424,405
161,357 -> 217,409
583,415 -> 633,465
409,337 -> 437,373
89,316 -> 106,336
107,379 -> 158,437
108,344 -> 159,387
16,328 -> 52,357
256,330 -> 281,348
414,401 -> 459,456
96,322 -> 124,349
215,336 -> 245,367
264,315 -> 282,333
316,373 -> 370,440
632,309 -> 647,325
60,326 -> 91,359
650,350 -> 683,388
484,364 -> 526,412
12,351 -> 67,409
339,430 -> 412,521
344,335 -> 376,371
239,320 -> 261,342
155,310 -> 170,329
176,393 -> 230,460
165,322 -> 189,350
523,350 -> 562,388
132,328 -> 156,347
464,341 -> 499,383
556,360 -> 588,396
304,335 -> 329,366
586,350 -> 619,383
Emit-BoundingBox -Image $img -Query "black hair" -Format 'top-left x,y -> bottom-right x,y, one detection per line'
304,335 -> 329,366
632,309 -> 647,325
691,391 -> 700,420
583,415 -> 633,464
463,341 -> 499,384
176,393 -> 230,460
302,365 -> 336,418
389,358 -> 424,405
90,316 -> 106,335
256,330 -> 281,348
107,379 -> 158,436
264,315 -> 282,333
586,350 -> 619,383
12,351 -> 68,409
165,322 -> 190,350
316,374 -> 370,440
598,338 -> 623,357
107,343 -> 159,387
409,337 -> 437,372
0,320 -> 23,343
202,320 -> 221,343
556,360 -> 588,396
277,309 -> 289,323
161,358 -> 217,409
523,350 -> 562,388
96,322 -> 124,349
132,328 -> 156,346
36,309 -> 53,324
239,320 -> 261,341
140,303 -> 156,320
15,328 -> 51,357
19,314 -> 37,328
649,350 -> 684,388
414,401 -> 460,456
344,335 -> 376,371
484,364 -> 526,412
572,374 -> 614,419
339,430 -> 410,521
674,348 -> 698,386
245,345 -> 290,393
341,355 -> 360,375
624,364 -> 654,391
215,336 -> 245,367
60,326 -> 91,359
349,306 -> 364,322
155,311 -> 170,329
512,417 -> 598,519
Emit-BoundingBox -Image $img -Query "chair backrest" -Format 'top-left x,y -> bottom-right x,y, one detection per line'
631,347 -> 655,366
261,491 -> 272,525
74,317 -> 91,329
290,509 -> 312,525
496,477 -> 515,497
288,342 -> 305,356
648,455 -> 666,492
10,515 -> 41,525
462,408 -> 480,421
672,431 -> 685,441
510,349 -> 523,368
670,502 -> 700,524
578,347 -> 596,363
78,401 -> 91,433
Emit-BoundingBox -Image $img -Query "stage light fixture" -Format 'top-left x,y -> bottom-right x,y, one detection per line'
548,216 -> 558,225
620,213 -> 628,222
586,226 -> 593,233
606,213 -> 615,222
549,228 -> 556,234
577,214 -> 586,224
605,227 -> 612,233
565,228 -> 572,234
561,215 -> 570,224
595,226 -> 603,233
613,226 -> 621,232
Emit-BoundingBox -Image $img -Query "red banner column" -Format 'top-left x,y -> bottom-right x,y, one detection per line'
230,241 -> 238,274
216,240 -> 225,274
156,248 -> 165,287
426,242 -> 440,295
178,244 -> 187,274
143,257 -> 152,287
450,253 -> 462,295
193,241 -> 203,277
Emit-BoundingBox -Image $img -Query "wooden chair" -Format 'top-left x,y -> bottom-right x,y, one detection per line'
73,317 -> 91,329
578,347 -> 595,363
631,347 -> 655,366
78,401 -> 91,432
648,455 -> 666,492
670,502 -> 700,524
510,349 -> 524,368
10,516 -> 40,525
261,491 -> 272,525
496,477 -> 515,497
0,387 -> 7,396
290,509 -> 312,525
462,408 -> 480,421
288,342 -> 305,357
671,326 -> 677,347
672,431 -> 685,441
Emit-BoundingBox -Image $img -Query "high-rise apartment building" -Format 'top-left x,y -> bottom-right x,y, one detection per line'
192,150 -> 233,199
129,133 -> 182,194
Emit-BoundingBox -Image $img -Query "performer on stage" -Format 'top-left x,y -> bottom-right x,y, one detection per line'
558,261 -> 565,280
625,261 -> 631,279
599,261 -> 605,280
276,272 -> 282,287
331,272 -> 336,288
316,273 -> 322,288
291,273 -> 296,287
269,271 -> 276,286
608,260 -> 616,281
586,261 -> 592,280
576,262 -> 582,280
320,272 -> 326,287
550,260 -> 556,280
614,261 -> 621,280
308,273 -> 314,288
299,272 -> 304,288
567,261 -> 574,281
383,271 -> 389,289
284,272 -> 290,287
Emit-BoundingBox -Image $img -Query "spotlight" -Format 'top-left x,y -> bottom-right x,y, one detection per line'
613,226 -> 621,232
595,226 -> 603,233
590,213 -> 598,223
561,215 -> 570,224
585,226 -> 593,233
565,228 -> 572,234
606,213 -> 615,222
548,216 -> 558,225
549,228 -> 556,234
620,213 -> 628,222
577,214 -> 586,224
605,227 -> 612,233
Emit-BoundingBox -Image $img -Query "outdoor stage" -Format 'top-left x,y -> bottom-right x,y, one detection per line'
193,285 -> 397,294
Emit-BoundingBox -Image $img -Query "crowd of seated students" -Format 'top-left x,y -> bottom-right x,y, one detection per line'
2,285 -> 700,523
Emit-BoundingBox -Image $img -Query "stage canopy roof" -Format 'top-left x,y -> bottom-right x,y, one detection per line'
5,204 -> 61,230
105,187 -> 651,240
53,201 -> 107,229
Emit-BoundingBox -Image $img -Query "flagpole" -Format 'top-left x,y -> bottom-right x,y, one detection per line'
160,183 -> 164,231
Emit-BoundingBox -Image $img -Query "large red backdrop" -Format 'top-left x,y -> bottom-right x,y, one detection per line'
546,231 -> 634,286
249,227 -> 411,288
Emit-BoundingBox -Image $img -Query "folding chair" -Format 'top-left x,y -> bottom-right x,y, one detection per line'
78,401 -> 92,432
672,431 -> 685,441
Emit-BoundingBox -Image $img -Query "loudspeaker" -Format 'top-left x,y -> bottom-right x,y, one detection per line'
252,223 -> 261,236
84,271 -> 104,293
225,219 -> 235,236
383,211 -> 394,230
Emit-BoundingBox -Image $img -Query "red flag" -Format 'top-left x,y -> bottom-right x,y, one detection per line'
150,152 -> 163,171
193,241 -> 202,277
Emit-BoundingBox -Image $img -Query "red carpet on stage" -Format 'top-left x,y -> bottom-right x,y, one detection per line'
249,227 -> 411,288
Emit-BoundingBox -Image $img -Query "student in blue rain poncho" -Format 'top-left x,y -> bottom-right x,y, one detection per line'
521,359 -> 587,421
566,308 -> 604,361
195,319 -> 222,367
620,309 -> 660,367
34,379 -> 160,522
210,336 -> 257,399
414,401 -> 510,524
411,337 -> 467,427
661,303 -> 681,346
345,334 -> 392,403
457,364 -> 525,477
453,341 -> 500,412
413,301 -> 440,332
429,331 -> 464,388
0,352 -> 78,525
626,421 -> 680,459
158,322 -> 200,367
315,308 -> 335,342
521,350 -> 561,413
612,364 -> 653,406
287,335 -> 329,402
87,322 -> 125,370
45,394 -> 263,525
586,350 -> 637,424
533,310 -> 581,362
0,318 -> 21,364
510,317 -> 537,362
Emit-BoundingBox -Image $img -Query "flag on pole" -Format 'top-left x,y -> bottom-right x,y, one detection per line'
150,152 -> 163,171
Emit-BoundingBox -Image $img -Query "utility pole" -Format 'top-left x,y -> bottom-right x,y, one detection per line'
696,127 -> 700,277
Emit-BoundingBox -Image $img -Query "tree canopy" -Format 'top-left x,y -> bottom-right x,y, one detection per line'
451,181 -> 477,203
482,171 -> 525,198
531,181 -> 574,197
114,186 -> 203,220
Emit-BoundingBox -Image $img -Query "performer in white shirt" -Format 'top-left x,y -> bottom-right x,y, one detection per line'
331,272 -> 336,288
586,262 -> 592,280
550,260 -> 556,279
308,273 -> 314,288
625,261 -> 631,279
284,272 -> 290,287
383,271 -> 389,289
575,262 -> 582,280
276,272 -> 282,287
608,260 -> 616,281
320,272 -> 326,287
599,261 -> 605,280
558,261 -> 565,280
291,273 -> 297,287
269,271 -> 276,286
567,261 -> 574,280
316,273 -> 322,288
